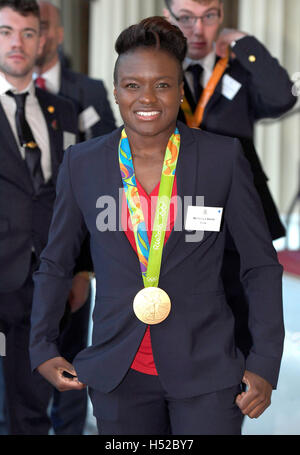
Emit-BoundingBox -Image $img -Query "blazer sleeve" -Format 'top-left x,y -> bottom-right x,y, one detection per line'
84,78 -> 116,137
30,146 -> 88,371
233,36 -> 297,119
224,139 -> 285,388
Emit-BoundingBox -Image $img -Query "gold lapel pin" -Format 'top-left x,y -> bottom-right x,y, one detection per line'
48,105 -> 55,114
26,141 -> 37,149
248,55 -> 256,63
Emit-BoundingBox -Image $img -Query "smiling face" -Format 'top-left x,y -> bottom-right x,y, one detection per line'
164,0 -> 223,60
0,7 -> 44,88
114,47 -> 184,140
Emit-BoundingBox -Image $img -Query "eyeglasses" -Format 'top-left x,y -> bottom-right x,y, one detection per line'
167,8 -> 221,28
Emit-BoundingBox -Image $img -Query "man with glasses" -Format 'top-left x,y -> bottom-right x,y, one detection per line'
164,0 -> 296,413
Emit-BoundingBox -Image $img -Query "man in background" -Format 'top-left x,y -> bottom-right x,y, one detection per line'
35,1 -> 116,141
33,1 -> 116,435
0,0 -> 87,434
164,0 -> 296,358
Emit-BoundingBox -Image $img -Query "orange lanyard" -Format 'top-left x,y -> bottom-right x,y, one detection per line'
182,50 -> 229,129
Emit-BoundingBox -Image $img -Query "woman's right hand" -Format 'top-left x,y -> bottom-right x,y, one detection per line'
37,356 -> 86,392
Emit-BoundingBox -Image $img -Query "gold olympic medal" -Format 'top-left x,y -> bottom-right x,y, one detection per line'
133,287 -> 171,325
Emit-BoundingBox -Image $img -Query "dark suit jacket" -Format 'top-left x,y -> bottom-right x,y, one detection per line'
178,36 -> 296,240
30,122 -> 284,398
59,67 -> 116,141
0,88 -> 78,293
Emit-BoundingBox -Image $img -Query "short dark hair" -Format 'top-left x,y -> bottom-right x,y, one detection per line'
0,0 -> 40,18
114,16 -> 187,83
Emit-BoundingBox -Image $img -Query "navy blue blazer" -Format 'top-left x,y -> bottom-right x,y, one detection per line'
59,67 -> 116,140
0,88 -> 78,293
30,122 -> 284,398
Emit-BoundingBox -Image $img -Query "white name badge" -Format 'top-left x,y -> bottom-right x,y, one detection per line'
222,74 -> 242,100
79,106 -> 101,132
185,206 -> 223,232
63,131 -> 76,150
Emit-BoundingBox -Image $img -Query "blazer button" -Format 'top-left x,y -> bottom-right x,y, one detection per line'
248,55 -> 256,63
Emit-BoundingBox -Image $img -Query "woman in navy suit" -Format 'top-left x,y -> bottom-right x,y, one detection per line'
30,17 -> 284,435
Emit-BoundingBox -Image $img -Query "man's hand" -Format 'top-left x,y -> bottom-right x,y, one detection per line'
216,28 -> 247,58
236,370 -> 272,419
68,272 -> 90,313
37,357 -> 86,392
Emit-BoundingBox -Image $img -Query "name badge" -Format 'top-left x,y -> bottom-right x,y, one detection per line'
222,74 -> 242,100
185,206 -> 223,232
63,131 -> 76,150
79,106 -> 101,132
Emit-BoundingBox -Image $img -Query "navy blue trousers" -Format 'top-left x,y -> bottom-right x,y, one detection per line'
89,369 -> 243,435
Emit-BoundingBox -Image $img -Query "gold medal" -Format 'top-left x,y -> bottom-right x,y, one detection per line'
133,287 -> 171,325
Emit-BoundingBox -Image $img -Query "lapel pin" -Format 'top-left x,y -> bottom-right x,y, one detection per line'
26,141 -> 38,149
48,105 -> 55,114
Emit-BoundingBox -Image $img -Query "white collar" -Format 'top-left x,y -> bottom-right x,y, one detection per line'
33,60 -> 61,94
0,72 -> 35,96
183,48 -> 216,73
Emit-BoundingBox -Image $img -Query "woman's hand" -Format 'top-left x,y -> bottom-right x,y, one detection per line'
235,370 -> 272,418
37,357 -> 86,392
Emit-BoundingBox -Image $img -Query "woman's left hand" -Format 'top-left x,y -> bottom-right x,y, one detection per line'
235,370 -> 273,419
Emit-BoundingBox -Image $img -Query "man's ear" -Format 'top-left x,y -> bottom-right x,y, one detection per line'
163,7 -> 171,21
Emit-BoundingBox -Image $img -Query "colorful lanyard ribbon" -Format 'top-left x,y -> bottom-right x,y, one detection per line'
119,128 -> 180,288
182,49 -> 230,128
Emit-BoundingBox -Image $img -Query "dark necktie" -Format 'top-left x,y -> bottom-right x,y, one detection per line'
187,64 -> 203,102
7,91 -> 45,193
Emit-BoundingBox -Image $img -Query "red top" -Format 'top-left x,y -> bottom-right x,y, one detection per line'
121,177 -> 178,375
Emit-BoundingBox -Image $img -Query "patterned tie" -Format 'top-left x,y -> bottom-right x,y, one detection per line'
7,91 -> 45,193
35,76 -> 47,91
187,64 -> 204,102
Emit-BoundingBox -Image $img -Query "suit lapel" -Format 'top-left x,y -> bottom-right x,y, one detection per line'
181,57 -> 231,124
0,103 -> 33,192
35,88 -> 63,182
160,123 -> 198,275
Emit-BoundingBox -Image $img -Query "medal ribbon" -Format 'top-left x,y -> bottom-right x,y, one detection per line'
119,128 -> 180,288
182,49 -> 230,128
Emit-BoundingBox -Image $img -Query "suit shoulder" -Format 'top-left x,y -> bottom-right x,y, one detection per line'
62,68 -> 105,90
67,127 -> 121,163
188,125 -> 241,158
36,87 -> 75,112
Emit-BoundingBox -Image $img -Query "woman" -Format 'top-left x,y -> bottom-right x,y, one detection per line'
30,17 -> 284,435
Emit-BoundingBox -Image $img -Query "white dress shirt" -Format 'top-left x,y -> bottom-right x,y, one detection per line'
183,48 -> 217,98
0,72 -> 52,181
33,61 -> 61,95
